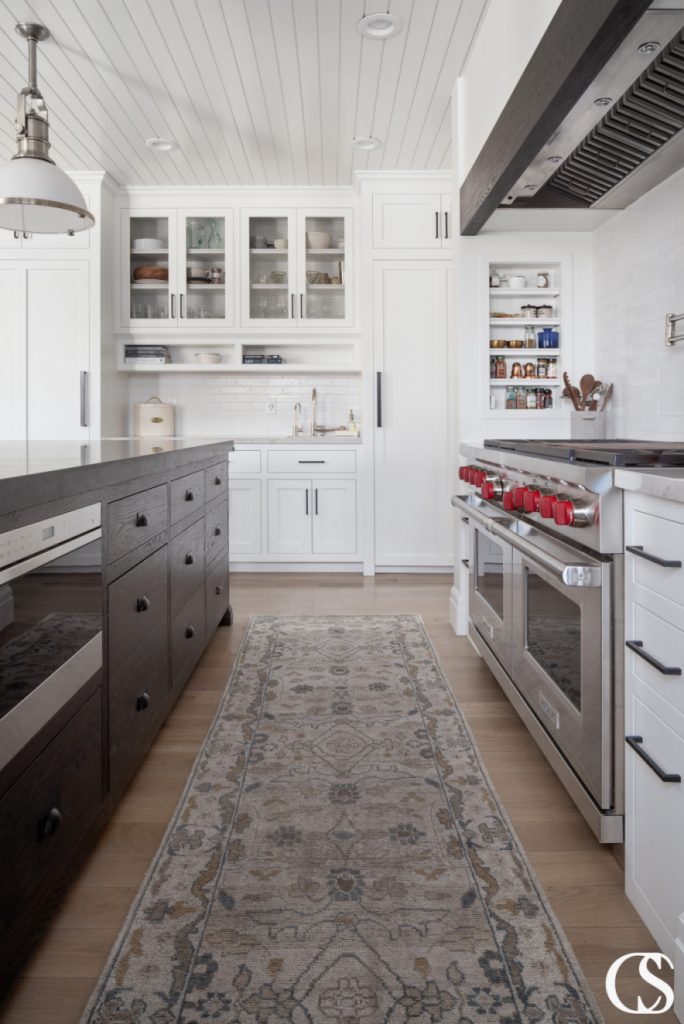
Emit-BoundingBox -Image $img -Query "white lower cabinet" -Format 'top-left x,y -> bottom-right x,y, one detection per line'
312,480 -> 357,555
228,479 -> 262,555
267,478 -> 356,556
268,479 -> 312,555
624,490 -> 684,966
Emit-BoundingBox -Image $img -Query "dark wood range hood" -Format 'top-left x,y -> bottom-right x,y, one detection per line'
460,0 -> 684,235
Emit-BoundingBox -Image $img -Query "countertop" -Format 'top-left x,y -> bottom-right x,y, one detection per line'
232,435 -> 361,445
615,466 -> 684,503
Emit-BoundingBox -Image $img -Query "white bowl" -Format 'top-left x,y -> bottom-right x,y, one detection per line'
132,238 -> 163,251
273,238 -> 287,250
307,231 -> 331,249
195,352 -> 222,365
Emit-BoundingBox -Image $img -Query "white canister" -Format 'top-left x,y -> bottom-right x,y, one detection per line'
508,274 -> 527,288
134,396 -> 175,437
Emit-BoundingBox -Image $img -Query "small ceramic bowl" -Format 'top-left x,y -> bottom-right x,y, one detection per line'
307,231 -> 331,249
270,271 -> 287,284
195,352 -> 222,364
273,239 -> 287,250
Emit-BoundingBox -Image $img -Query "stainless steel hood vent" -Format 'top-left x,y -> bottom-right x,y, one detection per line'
548,29 -> 684,205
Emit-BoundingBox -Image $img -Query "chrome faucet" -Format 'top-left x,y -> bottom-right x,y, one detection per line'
311,387 -> 317,435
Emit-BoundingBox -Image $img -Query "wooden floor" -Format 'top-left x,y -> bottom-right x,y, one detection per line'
0,574 -> 674,1023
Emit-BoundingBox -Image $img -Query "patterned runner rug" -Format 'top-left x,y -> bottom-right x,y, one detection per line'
81,615 -> 602,1023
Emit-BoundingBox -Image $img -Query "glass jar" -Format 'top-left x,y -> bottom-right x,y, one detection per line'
524,325 -> 536,348
547,358 -> 557,378
524,361 -> 536,378
536,358 -> 547,378
511,361 -> 523,379
526,390 -> 537,410
496,356 -> 507,379
506,387 -> 516,410
516,388 -> 526,410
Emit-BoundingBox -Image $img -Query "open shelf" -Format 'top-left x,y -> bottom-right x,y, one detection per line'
489,288 -> 559,297
490,347 -> 560,355
489,318 -> 560,327
490,379 -> 561,387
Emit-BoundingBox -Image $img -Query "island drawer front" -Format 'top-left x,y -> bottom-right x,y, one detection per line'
205,498 -> 229,565
170,518 -> 206,615
229,450 -> 261,473
206,552 -> 229,633
110,625 -> 168,795
109,546 -> 168,676
267,450 -> 356,473
107,484 -> 168,563
0,690 -> 102,934
171,586 -> 206,689
170,471 -> 206,525
205,462 -> 229,503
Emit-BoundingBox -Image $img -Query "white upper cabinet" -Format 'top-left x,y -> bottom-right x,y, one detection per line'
121,208 -> 233,330
241,207 -> 353,328
372,192 -> 452,249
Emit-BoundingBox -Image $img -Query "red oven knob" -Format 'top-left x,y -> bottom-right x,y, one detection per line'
512,486 -> 528,509
465,467 -> 475,484
471,469 -> 484,487
502,491 -> 516,511
553,499 -> 575,526
523,489 -> 542,513
481,478 -> 502,500
539,494 -> 558,519
458,466 -> 468,481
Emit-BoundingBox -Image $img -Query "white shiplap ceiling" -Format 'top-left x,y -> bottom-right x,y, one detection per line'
0,0 -> 486,187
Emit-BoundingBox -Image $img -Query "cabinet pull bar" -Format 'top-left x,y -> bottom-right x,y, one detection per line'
291,293 -> 296,318
185,625 -> 195,640
461,516 -> 469,524
626,544 -> 682,568
315,488 -> 318,515
298,459 -> 325,464
626,735 -> 681,782
435,211 -> 439,239
79,371 -> 89,427
305,489 -> 309,516
376,371 -> 382,428
626,639 -> 682,676
136,596 -> 151,613
444,211 -> 449,239
136,691 -> 150,712
170,293 -> 175,319
461,558 -> 469,568
300,293 -> 304,318
180,293 -> 185,318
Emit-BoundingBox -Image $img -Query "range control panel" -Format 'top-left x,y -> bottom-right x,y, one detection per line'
0,503 -> 101,571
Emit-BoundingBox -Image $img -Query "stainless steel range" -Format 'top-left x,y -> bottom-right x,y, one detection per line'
453,439 -> 684,845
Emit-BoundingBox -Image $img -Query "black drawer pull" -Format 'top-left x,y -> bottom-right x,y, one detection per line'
626,735 -> 681,783
461,558 -> 470,568
185,490 -> 194,502
626,639 -> 682,676
185,625 -> 195,640
461,516 -> 469,524
298,459 -> 325,464
214,526 -> 222,536
136,691 -> 150,712
39,807 -> 63,840
135,512 -> 148,528
185,553 -> 194,565
215,584 -> 223,595
626,545 -> 682,568
214,476 -> 222,486
136,596 -> 150,613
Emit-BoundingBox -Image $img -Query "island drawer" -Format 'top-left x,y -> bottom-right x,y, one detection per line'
108,545 -> 168,675
110,625 -> 168,795
205,498 -> 228,565
170,470 -> 205,525
107,484 -> 168,563
206,552 -> 229,633
170,518 -> 206,614
171,586 -> 205,689
0,690 -> 102,937
267,450 -> 356,473
205,461 -> 228,503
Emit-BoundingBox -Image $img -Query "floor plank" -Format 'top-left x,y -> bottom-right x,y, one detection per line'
0,573 -> 673,1023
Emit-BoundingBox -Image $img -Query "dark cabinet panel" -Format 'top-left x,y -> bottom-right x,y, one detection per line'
206,552 -> 229,635
171,586 -> 205,690
205,498 -> 228,566
170,470 -> 205,525
170,518 -> 205,614
106,484 -> 168,564
205,461 -> 228,505
108,546 -> 168,676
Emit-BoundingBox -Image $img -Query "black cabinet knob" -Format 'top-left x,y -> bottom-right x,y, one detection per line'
215,584 -> 223,595
39,806 -> 63,840
214,526 -> 221,536
136,691 -> 151,712
185,553 -> 194,565
185,490 -> 194,502
136,595 -> 150,613
135,512 -> 148,528
214,476 -> 222,486
185,625 -> 195,640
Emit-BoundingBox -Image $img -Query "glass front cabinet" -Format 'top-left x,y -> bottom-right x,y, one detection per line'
241,208 -> 353,328
122,209 -> 233,329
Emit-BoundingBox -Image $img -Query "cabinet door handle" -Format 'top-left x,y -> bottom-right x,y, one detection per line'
435,210 -> 440,239
136,595 -> 150,613
135,512 -> 148,528
215,584 -> 223,595
185,553 -> 194,565
185,625 -> 195,640
461,516 -> 469,524
214,476 -> 222,486
291,293 -> 296,318
214,526 -> 222,536
39,806 -> 63,840
461,558 -> 470,568
626,545 -> 682,568
305,489 -> 309,516
298,459 -> 325,464
626,639 -> 682,676
300,293 -> 304,318
170,293 -> 175,319
315,488 -> 319,515
180,293 -> 185,318
79,371 -> 89,427
376,371 -> 382,428
136,691 -> 150,712
185,490 -> 194,502
443,211 -> 449,239
626,735 -> 681,783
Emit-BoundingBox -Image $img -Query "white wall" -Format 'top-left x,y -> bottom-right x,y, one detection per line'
593,167 -> 684,439
457,0 -> 562,184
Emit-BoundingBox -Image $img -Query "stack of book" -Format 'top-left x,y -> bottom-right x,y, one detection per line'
124,345 -> 171,365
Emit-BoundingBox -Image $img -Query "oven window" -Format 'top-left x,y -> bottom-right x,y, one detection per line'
475,530 -> 505,620
0,540 -> 102,720
525,568 -> 581,710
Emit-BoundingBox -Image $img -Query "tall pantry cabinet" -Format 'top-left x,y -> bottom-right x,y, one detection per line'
360,174 -> 455,570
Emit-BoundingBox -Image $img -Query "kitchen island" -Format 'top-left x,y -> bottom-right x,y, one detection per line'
0,437 -> 234,991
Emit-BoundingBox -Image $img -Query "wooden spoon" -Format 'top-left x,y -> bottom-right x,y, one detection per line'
579,374 -> 596,408
562,372 -> 580,411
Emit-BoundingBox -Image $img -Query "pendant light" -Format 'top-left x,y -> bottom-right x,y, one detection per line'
0,23 -> 94,235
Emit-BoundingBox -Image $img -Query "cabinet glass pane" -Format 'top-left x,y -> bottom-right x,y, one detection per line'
129,216 -> 171,320
185,216 -> 226,321
304,216 -> 345,320
525,568 -> 581,710
249,216 -> 290,320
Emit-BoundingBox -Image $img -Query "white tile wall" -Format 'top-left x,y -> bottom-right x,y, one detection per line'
594,168 -> 684,439
128,374 -> 362,437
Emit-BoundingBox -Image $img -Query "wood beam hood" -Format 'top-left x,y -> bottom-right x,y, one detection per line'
459,0 -> 654,236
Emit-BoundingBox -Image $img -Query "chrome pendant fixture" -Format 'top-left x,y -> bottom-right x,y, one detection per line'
0,23 -> 94,235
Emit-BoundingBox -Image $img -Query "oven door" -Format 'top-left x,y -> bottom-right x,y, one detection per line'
509,526 -> 612,809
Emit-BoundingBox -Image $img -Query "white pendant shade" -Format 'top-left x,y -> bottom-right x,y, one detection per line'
0,157 -> 94,234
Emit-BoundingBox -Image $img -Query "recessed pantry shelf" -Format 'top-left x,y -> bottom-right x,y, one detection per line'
251,283 -> 288,290
489,318 -> 560,327
490,348 -> 560,355
490,379 -> 562,387
489,288 -> 559,297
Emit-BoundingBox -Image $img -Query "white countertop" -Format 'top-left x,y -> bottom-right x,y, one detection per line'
232,435 -> 361,445
615,467 -> 684,503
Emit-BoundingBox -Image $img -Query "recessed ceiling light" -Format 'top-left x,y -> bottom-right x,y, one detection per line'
145,136 -> 177,152
638,40 -> 660,54
546,155 -> 563,163
357,13 -> 403,39
353,136 -> 382,151
593,96 -> 612,107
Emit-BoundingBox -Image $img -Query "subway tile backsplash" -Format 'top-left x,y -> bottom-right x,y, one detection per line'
594,167 -> 684,439
128,374 -> 362,437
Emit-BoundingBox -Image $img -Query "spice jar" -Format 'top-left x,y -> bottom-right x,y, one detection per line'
521,304 -> 535,318
547,358 -> 557,378
524,326 -> 536,348
511,361 -> 523,379
524,361 -> 536,378
538,303 -> 553,318
506,386 -> 516,410
516,388 -> 526,410
536,358 -> 547,378
496,356 -> 507,379
526,390 -> 537,410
